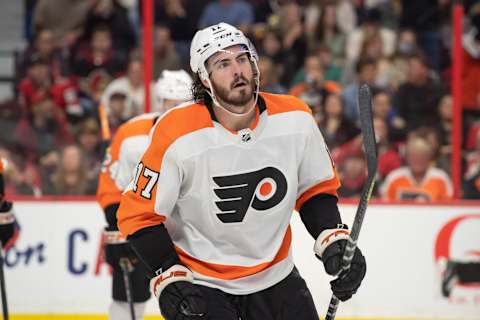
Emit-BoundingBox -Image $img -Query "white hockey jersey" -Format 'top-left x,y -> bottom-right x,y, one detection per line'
118,92 -> 340,294
96,113 -> 161,209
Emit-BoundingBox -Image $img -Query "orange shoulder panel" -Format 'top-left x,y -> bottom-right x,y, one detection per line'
118,103 -> 214,236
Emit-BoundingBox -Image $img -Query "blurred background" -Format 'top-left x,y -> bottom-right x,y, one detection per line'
0,0 -> 479,201
0,0 -> 480,319
0,0 -> 480,201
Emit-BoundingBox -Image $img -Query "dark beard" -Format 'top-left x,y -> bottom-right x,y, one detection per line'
211,76 -> 256,107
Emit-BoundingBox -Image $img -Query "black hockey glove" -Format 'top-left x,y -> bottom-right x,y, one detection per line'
0,201 -> 19,250
314,225 -> 366,301
103,227 -> 138,271
151,264 -> 207,319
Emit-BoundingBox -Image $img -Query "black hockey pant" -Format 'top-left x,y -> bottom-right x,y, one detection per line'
195,266 -> 319,320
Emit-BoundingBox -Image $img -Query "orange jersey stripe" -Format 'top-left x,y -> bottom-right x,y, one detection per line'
295,168 -> 341,211
118,103 -> 214,236
176,225 -> 292,280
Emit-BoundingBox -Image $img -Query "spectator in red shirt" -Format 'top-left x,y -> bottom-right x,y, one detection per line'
18,53 -> 82,120
373,117 -> 402,182
14,95 -> 73,162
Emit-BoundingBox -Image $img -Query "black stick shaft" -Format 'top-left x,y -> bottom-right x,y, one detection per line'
325,84 -> 377,320
0,247 -> 9,320
120,258 -> 136,320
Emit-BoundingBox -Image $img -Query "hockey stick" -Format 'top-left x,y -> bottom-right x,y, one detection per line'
99,103 -> 112,154
0,244 -> 8,320
119,258 -> 136,320
0,163 -> 9,320
325,84 -> 377,320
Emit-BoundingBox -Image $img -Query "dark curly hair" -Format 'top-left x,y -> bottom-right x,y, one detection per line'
192,73 -> 212,106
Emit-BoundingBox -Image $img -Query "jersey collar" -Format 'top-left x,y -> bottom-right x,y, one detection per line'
204,93 -> 267,123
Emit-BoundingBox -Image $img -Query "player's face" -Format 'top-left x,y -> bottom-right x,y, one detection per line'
207,45 -> 255,108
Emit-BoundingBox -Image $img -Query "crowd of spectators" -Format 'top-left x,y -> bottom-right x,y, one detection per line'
1,0 -> 480,201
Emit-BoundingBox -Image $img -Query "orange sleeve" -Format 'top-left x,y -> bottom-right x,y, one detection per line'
96,127 -> 126,209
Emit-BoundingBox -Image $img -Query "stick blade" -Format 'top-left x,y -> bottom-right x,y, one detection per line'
357,84 -> 377,175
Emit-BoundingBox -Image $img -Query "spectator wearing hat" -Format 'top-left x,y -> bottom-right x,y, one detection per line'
101,57 -> 156,117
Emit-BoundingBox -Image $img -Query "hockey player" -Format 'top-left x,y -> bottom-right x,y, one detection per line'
96,70 -> 193,320
0,159 -> 19,251
117,23 -> 366,319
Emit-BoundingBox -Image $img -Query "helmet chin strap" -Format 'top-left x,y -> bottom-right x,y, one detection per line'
205,58 -> 260,118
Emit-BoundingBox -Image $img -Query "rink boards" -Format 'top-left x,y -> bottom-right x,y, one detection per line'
4,200 -> 480,319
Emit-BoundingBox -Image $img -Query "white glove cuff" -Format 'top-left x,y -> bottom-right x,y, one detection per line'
0,211 -> 15,225
314,227 -> 350,259
103,230 -> 127,244
150,264 -> 194,299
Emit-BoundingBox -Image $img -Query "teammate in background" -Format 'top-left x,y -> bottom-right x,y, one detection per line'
96,70 -> 193,320
0,159 -> 20,251
117,23 -> 366,320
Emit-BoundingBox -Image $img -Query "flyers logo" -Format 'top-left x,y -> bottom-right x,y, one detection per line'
213,167 -> 288,223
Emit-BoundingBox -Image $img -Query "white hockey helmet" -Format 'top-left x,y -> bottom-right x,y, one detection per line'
190,22 -> 258,81
155,69 -> 193,101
